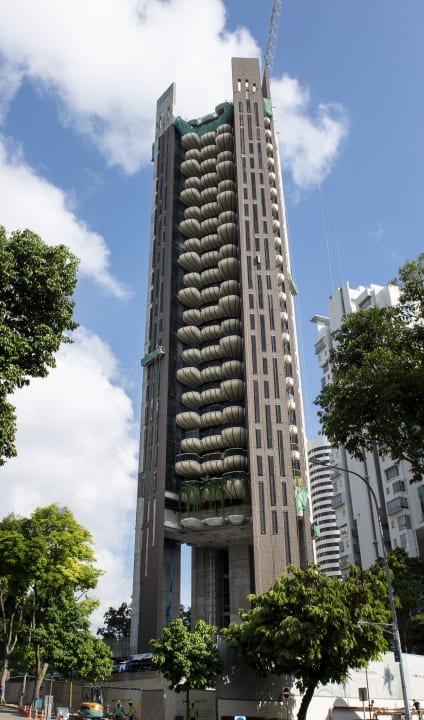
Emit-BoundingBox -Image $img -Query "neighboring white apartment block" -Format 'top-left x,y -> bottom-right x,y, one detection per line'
311,282 -> 424,573
307,437 -> 341,576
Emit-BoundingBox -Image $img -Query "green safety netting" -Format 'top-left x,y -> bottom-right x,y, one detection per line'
175,102 -> 234,137
263,97 -> 273,118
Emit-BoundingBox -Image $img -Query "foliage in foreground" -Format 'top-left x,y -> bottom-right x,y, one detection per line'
315,253 -> 424,481
150,619 -> 223,720
0,226 -> 79,464
223,564 -> 390,720
0,504 -> 112,701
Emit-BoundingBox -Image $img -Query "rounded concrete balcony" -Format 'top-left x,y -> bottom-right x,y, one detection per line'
222,426 -> 247,447
202,458 -> 224,475
201,434 -> 225,452
221,378 -> 244,401
200,172 -> 219,190
273,218 -> 280,233
281,331 -> 290,343
216,160 -> 235,182
216,131 -> 234,152
200,266 -> 222,286
218,257 -> 240,280
268,171 -> 276,184
182,308 -> 201,326
223,454 -> 248,472
200,186 -> 217,204
181,132 -> 201,150
217,222 -> 238,244
183,238 -> 202,254
185,175 -> 201,190
277,272 -> 285,286
200,389 -> 223,408
286,376 -> 294,388
200,285 -> 221,305
177,325 -> 201,345
220,318 -> 242,335
182,347 -> 201,365
217,190 -> 236,212
200,343 -> 221,363
179,251 -> 201,272
175,458 -> 202,478
184,206 -> 201,222
218,179 -> 236,193
183,271 -> 202,289
181,391 -> 202,409
201,233 -> 222,252
217,150 -> 233,164
180,218 -> 201,239
270,187 -> 278,201
200,157 -> 217,175
185,148 -> 201,161
223,405 -> 244,423
220,334 -> 243,358
221,359 -> 243,378
274,236 -> 282,250
267,156 -> 275,170
220,279 -> 240,296
200,250 -> 220,270
289,424 -> 298,436
201,365 -> 222,384
287,398 -> 296,411
177,366 -> 201,387
176,411 -> 201,429
200,131 -> 216,147
200,201 -> 219,220
219,294 -> 240,318
181,159 -> 201,178
178,286 -> 201,308
219,243 -> 238,259
200,304 -> 221,323
200,324 -> 222,342
275,254 -> 283,267
200,144 -> 218,161
180,187 -> 201,207
201,409 -> 223,426
200,217 -> 219,236
180,436 -> 202,453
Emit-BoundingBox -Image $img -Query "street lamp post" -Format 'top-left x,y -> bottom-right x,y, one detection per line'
309,459 -> 411,720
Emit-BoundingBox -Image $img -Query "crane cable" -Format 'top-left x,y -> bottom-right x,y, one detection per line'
264,0 -> 283,78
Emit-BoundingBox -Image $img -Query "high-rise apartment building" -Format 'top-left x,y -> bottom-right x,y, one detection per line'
131,58 -> 313,653
312,282 -> 424,575
307,437 -> 341,576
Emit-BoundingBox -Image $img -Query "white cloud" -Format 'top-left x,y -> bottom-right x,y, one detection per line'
271,74 -> 349,189
0,138 -> 127,297
0,0 -> 259,172
1,328 -> 138,629
0,0 -> 348,188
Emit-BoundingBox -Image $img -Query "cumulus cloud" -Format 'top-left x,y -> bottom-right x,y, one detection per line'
0,0 -> 347,186
0,0 -> 258,172
271,74 -> 349,189
0,138 -> 127,297
1,328 -> 138,628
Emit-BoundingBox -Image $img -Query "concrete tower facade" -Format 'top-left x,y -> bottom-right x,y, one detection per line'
312,282 -> 424,576
307,437 -> 341,577
131,58 -> 313,653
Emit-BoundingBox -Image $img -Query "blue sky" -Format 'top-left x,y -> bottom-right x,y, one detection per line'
0,0 -> 422,626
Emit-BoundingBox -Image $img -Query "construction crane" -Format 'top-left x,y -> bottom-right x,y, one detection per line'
263,0 -> 283,78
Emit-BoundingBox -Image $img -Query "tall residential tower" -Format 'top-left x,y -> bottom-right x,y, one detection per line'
131,58 -> 313,652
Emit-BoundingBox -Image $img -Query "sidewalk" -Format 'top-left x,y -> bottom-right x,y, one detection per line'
0,707 -> 22,720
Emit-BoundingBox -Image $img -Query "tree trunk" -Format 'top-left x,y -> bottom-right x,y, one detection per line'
297,683 -> 317,720
0,659 -> 8,704
185,689 -> 190,720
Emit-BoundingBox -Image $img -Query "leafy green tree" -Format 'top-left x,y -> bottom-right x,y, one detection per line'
223,564 -> 390,720
387,547 -> 424,652
315,254 -> 424,482
97,602 -> 131,641
0,226 -> 79,464
150,619 -> 223,720
0,504 -> 103,700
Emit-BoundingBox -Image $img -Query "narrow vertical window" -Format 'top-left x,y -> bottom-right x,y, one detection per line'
265,405 -> 273,448
259,482 -> 266,533
253,380 -> 260,422
277,430 -> 285,475
251,336 -> 258,375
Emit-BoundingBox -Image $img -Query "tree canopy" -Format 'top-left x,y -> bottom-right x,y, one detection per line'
97,602 -> 131,641
0,226 -> 79,464
150,619 -> 223,720
315,254 -> 424,481
223,564 -> 390,720
388,547 -> 424,653
0,504 -> 111,700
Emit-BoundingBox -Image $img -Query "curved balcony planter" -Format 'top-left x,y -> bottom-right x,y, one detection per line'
203,516 -> 224,527
180,517 -> 203,530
